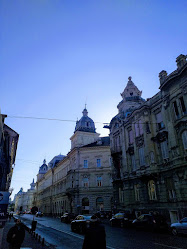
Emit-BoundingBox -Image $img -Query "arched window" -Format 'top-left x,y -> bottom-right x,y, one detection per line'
82,197 -> 89,207
182,130 -> 187,150
148,180 -> 157,200
82,197 -> 89,214
96,197 -> 104,211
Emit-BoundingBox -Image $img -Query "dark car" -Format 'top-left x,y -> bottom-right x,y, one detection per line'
132,214 -> 168,232
110,213 -> 125,227
171,217 -> 187,236
71,214 -> 99,233
61,213 -> 76,223
110,212 -> 135,227
95,211 -> 112,219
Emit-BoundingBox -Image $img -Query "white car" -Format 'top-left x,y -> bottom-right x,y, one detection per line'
171,217 -> 187,235
35,211 -> 43,217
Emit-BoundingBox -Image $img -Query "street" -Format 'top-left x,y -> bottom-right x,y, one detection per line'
16,214 -> 187,249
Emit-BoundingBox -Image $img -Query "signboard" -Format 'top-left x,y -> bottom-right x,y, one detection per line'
0,192 -> 10,222
0,192 -> 10,204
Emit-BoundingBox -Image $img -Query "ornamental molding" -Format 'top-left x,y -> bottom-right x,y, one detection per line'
175,120 -> 187,133
151,131 -> 168,143
182,85 -> 187,94
135,134 -> 144,147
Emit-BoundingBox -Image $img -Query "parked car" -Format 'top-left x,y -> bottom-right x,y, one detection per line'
36,211 -> 43,217
171,217 -> 187,235
95,211 -> 112,219
61,213 -> 76,223
132,214 -> 168,232
110,213 -> 125,227
71,214 -> 99,233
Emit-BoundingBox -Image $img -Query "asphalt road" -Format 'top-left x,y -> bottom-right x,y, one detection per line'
16,214 -> 187,249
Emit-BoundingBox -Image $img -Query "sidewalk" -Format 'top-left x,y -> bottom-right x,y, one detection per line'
1,219 -> 55,249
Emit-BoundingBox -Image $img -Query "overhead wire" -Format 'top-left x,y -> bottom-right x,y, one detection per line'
6,114 -> 178,125
7,115 -> 107,124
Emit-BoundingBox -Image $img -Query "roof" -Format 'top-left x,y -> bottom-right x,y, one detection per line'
74,108 -> 96,133
82,136 -> 110,148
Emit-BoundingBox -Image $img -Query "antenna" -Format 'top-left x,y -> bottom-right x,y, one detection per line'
85,97 -> 87,109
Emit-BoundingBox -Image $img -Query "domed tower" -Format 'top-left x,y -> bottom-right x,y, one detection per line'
37,159 -> 48,181
30,178 -> 35,190
70,107 -> 100,149
117,76 -> 145,117
74,108 -> 96,133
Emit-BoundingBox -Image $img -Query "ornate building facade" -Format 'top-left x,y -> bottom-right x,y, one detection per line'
109,54 -> 187,223
0,113 -> 19,191
34,108 -> 113,216
14,179 -> 36,212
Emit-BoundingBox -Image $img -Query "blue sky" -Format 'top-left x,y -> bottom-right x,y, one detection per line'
0,0 -> 186,199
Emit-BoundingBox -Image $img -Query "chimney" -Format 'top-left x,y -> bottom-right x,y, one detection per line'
176,54 -> 187,70
159,70 -> 167,85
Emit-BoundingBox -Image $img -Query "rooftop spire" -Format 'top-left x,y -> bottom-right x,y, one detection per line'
82,107 -> 88,117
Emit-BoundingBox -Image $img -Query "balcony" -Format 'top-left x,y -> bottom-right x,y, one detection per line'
66,186 -> 79,196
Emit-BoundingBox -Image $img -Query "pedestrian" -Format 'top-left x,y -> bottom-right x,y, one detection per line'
82,219 -> 106,249
6,219 -> 25,249
31,217 -> 37,231
8,213 -> 12,222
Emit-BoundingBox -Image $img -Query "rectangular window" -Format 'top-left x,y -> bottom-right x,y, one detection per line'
139,147 -> 145,166
135,120 -> 143,137
166,178 -> 176,200
83,178 -> 89,187
97,176 -> 102,187
97,159 -> 101,167
134,184 -> 140,201
182,131 -> 187,150
150,151 -> 155,163
84,160 -> 88,168
160,141 -> 169,159
179,96 -> 186,114
128,129 -> 134,144
173,101 -> 180,119
139,120 -> 143,135
128,130 -> 134,144
148,180 -> 157,200
169,190 -> 176,199
119,188 -> 124,203
131,155 -> 136,171
156,112 -> 164,130
135,122 -> 140,137
109,157 -> 112,166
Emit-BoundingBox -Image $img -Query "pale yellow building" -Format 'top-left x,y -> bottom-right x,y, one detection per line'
34,108 -> 113,215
